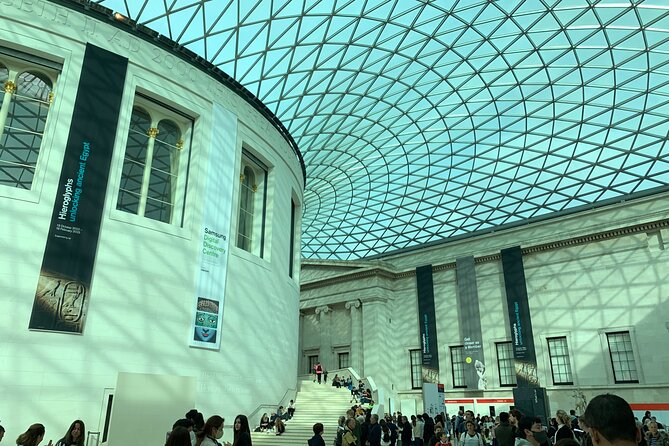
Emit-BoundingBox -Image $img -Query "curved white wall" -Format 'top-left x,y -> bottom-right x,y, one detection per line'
0,4 -> 303,445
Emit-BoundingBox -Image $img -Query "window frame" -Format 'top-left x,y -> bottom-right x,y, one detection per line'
115,93 -> 193,227
0,47 -> 61,199
409,349 -> 422,389
450,345 -> 467,389
338,352 -> 350,369
236,148 -> 268,258
605,331 -> 639,384
546,336 -> 574,385
495,341 -> 517,387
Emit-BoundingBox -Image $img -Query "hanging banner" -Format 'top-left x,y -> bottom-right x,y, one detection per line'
416,264 -> 439,383
189,104 -> 237,349
29,44 -> 128,333
501,246 -> 539,387
456,256 -> 488,390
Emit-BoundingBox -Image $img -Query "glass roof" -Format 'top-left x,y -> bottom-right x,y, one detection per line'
90,0 -> 669,260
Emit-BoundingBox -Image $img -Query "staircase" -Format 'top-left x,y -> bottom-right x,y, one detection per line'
251,378 -> 352,446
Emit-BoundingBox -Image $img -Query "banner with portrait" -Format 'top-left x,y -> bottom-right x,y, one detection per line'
29,44 -> 128,333
456,256 -> 488,390
189,104 -> 237,349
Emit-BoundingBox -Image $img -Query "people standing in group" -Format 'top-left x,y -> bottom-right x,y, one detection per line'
554,410 -> 576,444
414,415 -> 425,446
495,412 -> 516,446
369,414 -> 382,446
195,415 -> 225,446
343,418 -> 359,446
309,423 -> 326,446
54,420 -> 85,446
232,415 -> 252,446
166,427 -> 192,446
514,416 -> 544,446
460,421 -> 484,446
581,394 -> 639,446
423,414 -> 436,446
15,423 -> 51,446
400,416 -> 412,446
644,421 -> 668,446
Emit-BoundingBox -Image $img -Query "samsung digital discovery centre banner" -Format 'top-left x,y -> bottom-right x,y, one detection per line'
29,44 -> 128,333
188,104 -> 237,350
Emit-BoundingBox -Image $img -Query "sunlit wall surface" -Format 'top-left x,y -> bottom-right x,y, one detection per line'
299,193 -> 669,414
87,0 -> 669,259
0,4 -> 303,443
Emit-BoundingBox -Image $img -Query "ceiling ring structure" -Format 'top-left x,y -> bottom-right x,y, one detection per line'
62,0 -> 669,260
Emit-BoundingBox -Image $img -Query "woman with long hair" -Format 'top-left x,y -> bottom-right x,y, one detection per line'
55,420 -> 85,446
554,410 -> 575,444
232,415 -> 252,446
166,427 -> 192,446
195,415 -> 225,446
16,424 -> 51,446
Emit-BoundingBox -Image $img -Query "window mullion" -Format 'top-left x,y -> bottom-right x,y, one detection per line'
138,122 -> 159,217
0,74 -> 17,135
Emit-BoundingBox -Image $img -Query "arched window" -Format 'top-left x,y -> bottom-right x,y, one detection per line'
237,165 -> 256,251
146,119 -> 181,223
1,67 -> 54,189
117,99 -> 191,226
117,107 -> 151,215
236,150 -> 268,257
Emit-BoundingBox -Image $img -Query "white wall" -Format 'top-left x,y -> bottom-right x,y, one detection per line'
0,5 -> 303,445
300,193 -> 669,417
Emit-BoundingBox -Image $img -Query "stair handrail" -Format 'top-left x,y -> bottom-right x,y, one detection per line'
247,386 -> 297,430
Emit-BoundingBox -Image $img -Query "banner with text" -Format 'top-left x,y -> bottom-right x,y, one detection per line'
416,264 -> 439,383
189,104 -> 237,350
456,256 -> 488,390
501,246 -> 539,387
29,44 -> 128,333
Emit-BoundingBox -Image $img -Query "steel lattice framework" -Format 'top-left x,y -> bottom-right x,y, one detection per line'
89,0 -> 669,260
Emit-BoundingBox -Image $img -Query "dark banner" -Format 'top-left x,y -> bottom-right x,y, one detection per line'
416,264 -> 439,383
455,256 -> 488,390
29,44 -> 128,333
501,246 -> 539,387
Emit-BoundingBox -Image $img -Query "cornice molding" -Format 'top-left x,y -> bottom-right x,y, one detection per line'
300,218 -> 669,291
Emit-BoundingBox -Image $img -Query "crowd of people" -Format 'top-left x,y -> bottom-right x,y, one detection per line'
2,390 -> 665,446
0,411 -> 254,446
165,410 -> 254,446
320,393 -> 667,446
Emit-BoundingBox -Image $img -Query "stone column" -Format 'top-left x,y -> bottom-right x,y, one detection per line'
315,305 -> 332,371
345,299 -> 363,375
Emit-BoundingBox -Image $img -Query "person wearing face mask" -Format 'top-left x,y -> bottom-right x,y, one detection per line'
581,394 -> 640,446
514,416 -> 543,446
195,416 -> 225,446
530,419 -> 550,446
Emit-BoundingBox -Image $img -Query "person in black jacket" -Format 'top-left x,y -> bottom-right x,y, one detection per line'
424,414 -> 436,445
369,415 -> 382,446
308,423 -> 326,446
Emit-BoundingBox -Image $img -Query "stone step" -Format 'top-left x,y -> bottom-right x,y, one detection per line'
251,381 -> 351,446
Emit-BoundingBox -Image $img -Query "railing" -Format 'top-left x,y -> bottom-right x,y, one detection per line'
298,367 -> 391,418
247,385 -> 297,430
